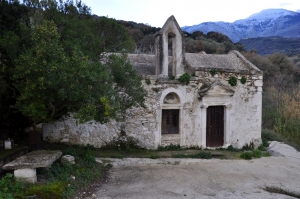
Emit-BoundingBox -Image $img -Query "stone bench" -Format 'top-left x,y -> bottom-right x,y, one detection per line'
2,150 -> 62,183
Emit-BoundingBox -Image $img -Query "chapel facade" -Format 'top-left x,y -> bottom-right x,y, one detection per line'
43,16 -> 263,149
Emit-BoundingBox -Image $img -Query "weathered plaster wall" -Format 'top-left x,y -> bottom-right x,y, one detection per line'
43,71 -> 262,149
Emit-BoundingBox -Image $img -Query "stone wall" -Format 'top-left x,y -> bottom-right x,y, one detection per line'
43,71 -> 262,149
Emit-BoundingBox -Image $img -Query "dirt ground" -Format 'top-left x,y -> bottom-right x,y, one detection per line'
85,142 -> 300,199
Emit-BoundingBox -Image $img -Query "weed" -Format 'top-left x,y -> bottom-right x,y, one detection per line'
228,76 -> 237,86
242,142 -> 254,151
263,152 -> 272,157
150,155 -> 159,159
178,72 -> 191,84
240,152 -> 252,160
257,144 -> 265,151
169,75 -> 175,80
0,173 -> 25,198
158,144 -> 181,151
145,79 -> 151,85
262,138 -> 269,147
252,150 -> 262,158
240,76 -> 247,84
172,152 -> 212,159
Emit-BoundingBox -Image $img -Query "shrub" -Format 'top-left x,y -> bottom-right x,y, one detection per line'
252,150 -> 262,158
0,173 -> 25,198
240,76 -> 247,84
240,152 -> 252,160
228,76 -> 237,86
210,68 -> 217,77
169,75 -> 175,80
145,79 -> 151,85
178,72 -> 191,84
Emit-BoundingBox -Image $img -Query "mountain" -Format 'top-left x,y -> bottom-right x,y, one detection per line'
182,9 -> 300,42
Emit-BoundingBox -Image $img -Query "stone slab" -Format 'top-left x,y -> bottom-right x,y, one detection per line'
2,150 -> 62,170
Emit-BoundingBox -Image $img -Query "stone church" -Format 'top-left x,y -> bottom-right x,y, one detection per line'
43,16 -> 263,149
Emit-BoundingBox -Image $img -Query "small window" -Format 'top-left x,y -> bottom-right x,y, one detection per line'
161,109 -> 179,134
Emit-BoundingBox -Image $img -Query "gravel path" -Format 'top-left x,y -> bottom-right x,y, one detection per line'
85,142 -> 300,199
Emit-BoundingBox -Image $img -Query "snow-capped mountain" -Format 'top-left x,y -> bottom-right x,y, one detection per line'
182,9 -> 300,42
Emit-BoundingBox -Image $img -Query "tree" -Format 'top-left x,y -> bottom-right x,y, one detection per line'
13,20 -> 145,124
0,0 -> 32,139
0,0 -> 145,141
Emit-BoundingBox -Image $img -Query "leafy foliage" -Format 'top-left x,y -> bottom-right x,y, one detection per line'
0,173 -> 25,198
1,0 -> 144,132
183,31 -> 245,54
240,76 -> 247,84
178,72 -> 191,84
228,76 -> 237,86
240,152 -> 252,160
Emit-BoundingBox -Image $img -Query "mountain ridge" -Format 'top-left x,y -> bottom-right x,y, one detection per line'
182,9 -> 300,42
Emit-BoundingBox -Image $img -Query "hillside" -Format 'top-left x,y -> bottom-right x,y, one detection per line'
239,37 -> 300,56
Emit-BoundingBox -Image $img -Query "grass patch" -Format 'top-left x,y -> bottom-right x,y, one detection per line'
240,152 -> 253,160
150,155 -> 159,159
158,144 -> 181,151
172,152 -> 212,159
251,150 -> 262,158
264,186 -> 300,198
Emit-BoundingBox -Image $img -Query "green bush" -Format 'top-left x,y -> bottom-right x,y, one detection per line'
252,150 -> 262,158
0,173 -> 25,198
240,152 -> 252,160
145,79 -> 151,85
169,75 -> 175,80
178,72 -> 191,84
228,76 -> 237,86
240,76 -> 247,84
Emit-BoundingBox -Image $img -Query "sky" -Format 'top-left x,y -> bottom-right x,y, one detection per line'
80,0 -> 300,27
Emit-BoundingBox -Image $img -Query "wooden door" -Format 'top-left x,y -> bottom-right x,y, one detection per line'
206,106 -> 224,147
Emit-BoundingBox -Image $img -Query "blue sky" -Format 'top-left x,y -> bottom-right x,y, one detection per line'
81,0 -> 300,27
